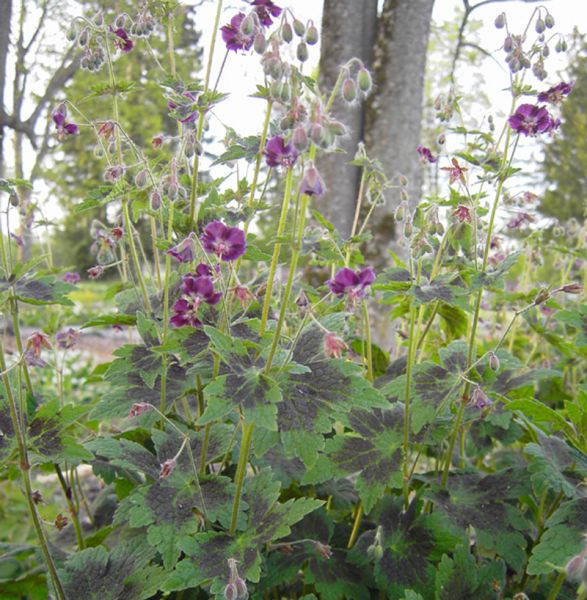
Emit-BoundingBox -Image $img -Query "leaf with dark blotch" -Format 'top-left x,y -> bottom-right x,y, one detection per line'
411,275 -> 470,310
524,434 -> 587,498
350,498 -> 460,597
0,403 -> 15,462
435,545 -> 506,600
426,470 -> 530,571
278,326 -> 387,467
59,541 -> 164,600
87,437 -> 161,480
0,275 -> 75,306
555,305 -> 587,347
527,498 -> 587,575
470,252 -> 520,289
255,444 -> 306,488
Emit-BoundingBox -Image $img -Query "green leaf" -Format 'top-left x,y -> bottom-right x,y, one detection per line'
0,275 -> 75,306
555,304 -> 587,347
527,498 -> 587,575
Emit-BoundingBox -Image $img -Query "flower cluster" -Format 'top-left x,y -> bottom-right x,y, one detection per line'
51,104 -> 78,139
170,270 -> 222,328
508,103 -> 560,136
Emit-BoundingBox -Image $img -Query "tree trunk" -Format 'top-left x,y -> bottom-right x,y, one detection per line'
316,0 -> 378,238
0,0 -> 12,179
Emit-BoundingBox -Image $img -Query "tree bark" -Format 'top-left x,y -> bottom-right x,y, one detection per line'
0,0 -> 13,179
316,0 -> 378,238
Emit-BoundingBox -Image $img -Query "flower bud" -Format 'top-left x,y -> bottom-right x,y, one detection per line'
66,25 -> 77,42
309,123 -> 325,145
296,41 -> 309,62
159,458 -> 177,479
280,83 -> 291,103
270,80 -> 282,100
367,543 -> 383,561
254,32 -> 266,54
9,192 -> 19,207
357,68 -> 372,93
93,12 -> 104,27
114,14 -> 127,29
323,332 -> 347,359
235,577 -> 248,598
128,402 -> 154,418
435,221 -> 444,236
241,13 -> 255,36
78,27 -> 89,47
555,39 -> 563,53
403,219 -> 413,238
293,19 -> 305,37
533,288 -> 550,305
342,78 -> 357,103
503,35 -> 513,52
398,175 -> 409,187
134,169 -> 148,188
280,115 -> 294,131
560,282 -> 582,295
494,13 -> 506,29
292,125 -> 309,151
561,40 -> 568,52
488,352 -> 500,372
328,120 -> 347,137
281,21 -> 293,43
150,189 -> 162,210
471,386 -> 492,410
394,203 -> 405,222
437,133 -> 446,145
544,13 -> 555,28
305,22 -> 319,45
535,18 -> 545,34
223,583 -> 238,600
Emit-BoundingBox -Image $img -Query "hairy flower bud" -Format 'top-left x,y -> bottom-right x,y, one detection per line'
296,41 -> 309,62
305,22 -> 319,45
241,13 -> 255,36
309,123 -> 325,145
367,543 -> 383,561
129,402 -> 154,418
254,32 -> 266,54
159,458 -> 177,479
357,67 -> 372,93
292,125 -> 309,151
280,83 -> 291,103
293,19 -> 305,37
150,189 -> 162,210
223,583 -> 238,600
533,288 -> 550,305
281,21 -> 293,43
9,192 -> 19,207
394,203 -> 405,222
134,169 -> 148,188
488,352 -> 500,372
114,14 -> 127,29
328,120 -> 347,137
560,282 -> 582,294
403,219 -> 413,238
66,25 -> 78,42
78,27 -> 90,47
535,17 -> 545,34
435,221 -> 445,236
494,13 -> 506,29
342,77 -> 357,103
544,13 -> 555,28
93,12 -> 104,27
235,577 -> 248,598
503,35 -> 513,52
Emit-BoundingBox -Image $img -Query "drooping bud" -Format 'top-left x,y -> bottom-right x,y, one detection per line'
544,13 -> 555,28
93,12 -> 104,27
134,169 -> 148,188
403,219 -> 413,238
128,402 -> 154,418
293,19 -> 305,37
150,189 -> 162,210
159,458 -> 177,479
327,120 -> 347,137
488,352 -> 500,372
281,21 -> 293,43
494,13 -> 506,29
280,83 -> 291,103
394,202 -> 405,222
357,67 -> 372,93
437,133 -> 446,145
223,583 -> 238,600
55,514 -> 68,530
292,125 -> 309,152
367,543 -> 384,561
32,490 -> 43,504
503,35 -> 513,52
66,25 -> 78,42
309,123 -> 325,145
342,77 -> 357,103
471,386 -> 492,410
533,287 -> 550,305
323,332 -> 347,359
9,192 -> 19,207
254,32 -> 267,54
305,22 -> 319,45
542,44 -> 550,58
560,282 -> 582,294
296,41 -> 309,62
78,27 -> 89,47
535,17 -> 546,34
114,14 -> 127,29
235,577 -> 248,598
435,221 -> 445,236
314,542 -> 333,559
87,265 -> 105,280
240,13 -> 255,36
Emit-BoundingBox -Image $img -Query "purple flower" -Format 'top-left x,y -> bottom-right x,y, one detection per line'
251,0 -> 282,27
417,145 -> 437,164
167,233 -> 196,263
170,275 -> 222,328
264,136 -> 299,168
51,103 -> 78,139
112,27 -> 134,53
167,91 -> 199,124
300,162 -> 325,197
194,262 -> 214,277
62,271 -> 80,284
327,267 -> 376,302
55,328 -> 80,350
471,386 -> 492,410
221,13 -> 255,52
200,221 -> 246,261
10,233 -> 24,248
508,104 -> 559,136
537,81 -> 574,104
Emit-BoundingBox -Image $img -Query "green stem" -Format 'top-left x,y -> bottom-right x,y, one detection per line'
546,572 -> 565,600
259,168 -> 294,337
0,343 -> 66,599
362,300 -> 374,382
345,168 -> 369,266
347,501 -> 363,549
230,421 -> 254,535
403,298 -> 417,507
54,463 -> 84,550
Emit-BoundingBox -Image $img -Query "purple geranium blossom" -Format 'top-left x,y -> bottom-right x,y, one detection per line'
62,271 -> 80,284
112,27 -> 134,53
200,221 -> 246,261
51,103 -> 79,139
221,13 -> 255,52
167,91 -> 199,124
56,328 -> 80,350
508,104 -> 559,136
300,162 -> 325,197
537,81 -> 574,104
417,145 -> 437,164
327,267 -> 376,302
251,0 -> 282,27
167,233 -> 196,263
170,275 -> 222,328
264,136 -> 299,168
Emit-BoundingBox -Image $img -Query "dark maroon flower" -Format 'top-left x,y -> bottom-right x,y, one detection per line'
508,103 -> 559,136
417,145 -> 437,164
62,271 -> 80,284
537,81 -> 574,104
170,275 -> 222,328
201,221 -> 246,261
110,227 -> 124,241
112,27 -> 134,53
167,91 -> 199,124
300,162 -> 325,197
471,386 -> 492,410
98,121 -> 116,140
452,204 -> 471,223
323,332 -> 347,358
221,13 -> 255,52
159,458 -> 176,478
251,0 -> 282,27
441,158 -> 467,185
194,262 -> 214,277
87,265 -> 105,279
55,328 -> 80,350
327,267 -> 376,301
25,331 -> 51,367
128,402 -> 154,418
167,233 -> 196,263
51,103 -> 78,139
231,285 -> 253,307
507,211 -> 534,229
264,136 -> 299,168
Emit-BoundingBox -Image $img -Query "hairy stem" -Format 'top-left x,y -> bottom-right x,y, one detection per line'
230,421 -> 254,535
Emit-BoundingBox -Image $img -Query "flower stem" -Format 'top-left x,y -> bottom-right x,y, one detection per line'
362,300 -> 374,382
230,421 -> 254,535
403,298 -> 417,507
54,463 -> 84,550
259,168 -> 294,337
0,342 -> 66,600
347,501 -> 363,549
